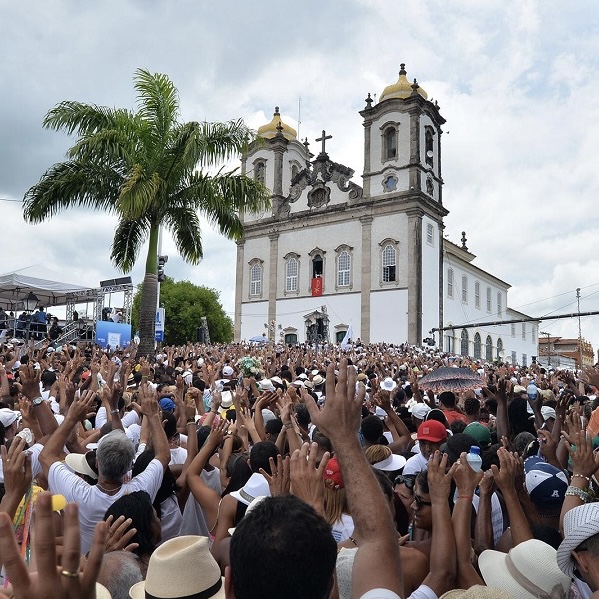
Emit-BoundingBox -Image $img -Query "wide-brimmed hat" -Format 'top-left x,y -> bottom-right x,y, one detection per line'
312,374 -> 325,386
557,503 -> 599,577
230,473 -> 271,506
129,536 -> 225,599
65,451 -> 98,480
0,408 -> 21,428
380,377 -> 397,392
478,539 -> 570,599
441,587 -> 514,599
372,453 -> 406,472
220,391 -> 233,409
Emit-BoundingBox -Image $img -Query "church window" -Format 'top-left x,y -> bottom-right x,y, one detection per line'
522,354 -> 528,367
383,175 -> 398,192
460,329 -> 469,356
382,244 -> 396,282
486,336 -> 493,361
461,275 -> 468,304
447,269 -> 454,298
254,160 -> 266,184
336,330 -> 347,343
532,325 -> 536,343
385,127 -> 397,159
473,333 -> 482,359
474,281 -> 480,309
308,248 -> 326,294
445,329 -> 455,353
511,323 -> 516,337
486,287 -> 492,312
284,333 -> 298,344
425,127 -> 434,167
249,260 -> 263,297
496,338 -> 503,360
511,351 -> 517,365
337,251 -> 351,287
497,292 -> 502,316
285,256 -> 299,293
522,323 -> 526,340
312,254 -> 323,278
426,223 -> 434,246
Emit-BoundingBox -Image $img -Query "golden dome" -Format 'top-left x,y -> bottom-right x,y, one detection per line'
379,64 -> 428,102
257,107 -> 297,141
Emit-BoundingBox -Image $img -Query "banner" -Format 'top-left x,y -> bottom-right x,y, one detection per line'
340,323 -> 354,349
155,308 -> 165,342
95,321 -> 132,349
311,277 -> 323,297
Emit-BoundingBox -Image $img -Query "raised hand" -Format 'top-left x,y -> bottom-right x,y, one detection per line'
290,442 -> 329,514
104,515 -> 139,553
138,383 -> 159,417
17,364 -> 41,400
427,451 -> 458,501
260,454 -> 290,497
67,389 -> 98,423
490,448 -> 522,495
452,452 -> 483,495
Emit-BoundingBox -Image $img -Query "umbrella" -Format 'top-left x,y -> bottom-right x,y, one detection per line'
249,335 -> 268,344
417,367 -> 485,394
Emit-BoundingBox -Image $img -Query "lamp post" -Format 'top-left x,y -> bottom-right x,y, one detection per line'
23,292 -> 39,343
540,331 -> 551,366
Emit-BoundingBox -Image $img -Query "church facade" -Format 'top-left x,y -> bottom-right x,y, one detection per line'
233,65 -> 539,364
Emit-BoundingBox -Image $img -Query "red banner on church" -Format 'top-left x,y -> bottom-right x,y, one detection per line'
311,277 -> 323,297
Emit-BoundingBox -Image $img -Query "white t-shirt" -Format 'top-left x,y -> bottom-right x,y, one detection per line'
169,446 -> 187,465
403,452 -> 429,476
159,494 -> 182,544
95,407 -> 139,430
48,458 -> 164,554
359,586 -> 437,599
332,513 -> 355,542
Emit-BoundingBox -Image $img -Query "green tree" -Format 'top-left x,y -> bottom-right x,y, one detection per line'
132,277 -> 232,344
23,69 -> 270,355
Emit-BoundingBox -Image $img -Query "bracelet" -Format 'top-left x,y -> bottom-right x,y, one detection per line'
572,474 -> 591,482
565,486 -> 590,502
458,495 -> 473,501
110,409 -> 119,414
283,423 -> 293,430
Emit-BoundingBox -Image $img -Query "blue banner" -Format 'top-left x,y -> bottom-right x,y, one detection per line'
95,320 -> 132,349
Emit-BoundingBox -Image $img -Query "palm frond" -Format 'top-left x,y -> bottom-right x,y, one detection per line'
23,161 -> 122,223
192,120 -> 257,168
164,207 -> 203,263
118,166 -> 163,220
110,217 -> 149,273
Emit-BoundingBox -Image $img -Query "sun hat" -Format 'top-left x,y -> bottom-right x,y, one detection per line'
65,450 -> 98,480
375,406 -> 387,420
230,473 -> 271,506
357,373 -> 368,382
478,539 -> 570,599
380,377 -> 397,392
0,408 -> 21,428
463,422 -> 492,448
129,536 -> 225,599
372,453 -> 407,472
323,457 -> 344,489
258,379 -> 275,392
417,420 -> 448,443
524,456 -> 568,510
409,403 -> 431,420
297,373 -> 308,380
557,503 -> 599,577
440,587 -> 514,599
222,365 -> 234,377
220,391 -> 233,409
261,408 -> 276,423
312,374 -> 325,386
304,380 -> 314,390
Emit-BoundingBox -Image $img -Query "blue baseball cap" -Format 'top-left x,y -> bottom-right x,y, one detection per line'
159,398 -> 176,412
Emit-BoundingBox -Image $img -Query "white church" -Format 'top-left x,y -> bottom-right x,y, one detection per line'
233,64 -> 539,365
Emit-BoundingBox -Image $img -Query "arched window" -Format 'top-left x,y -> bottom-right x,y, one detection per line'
446,329 -> 455,353
382,244 -> 396,282
385,127 -> 397,159
474,281 -> 480,309
337,251 -> 351,287
460,329 -> 469,356
473,333 -> 482,359
284,333 -> 298,344
285,257 -> 298,292
249,261 -> 263,297
425,127 -> 434,167
461,275 -> 468,303
254,160 -> 266,184
485,336 -> 493,361
336,330 -> 347,343
496,338 -> 503,360
497,292 -> 502,316
447,269 -> 454,298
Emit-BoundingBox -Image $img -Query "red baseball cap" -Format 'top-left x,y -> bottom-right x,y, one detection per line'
323,457 -> 344,490
417,420 -> 448,443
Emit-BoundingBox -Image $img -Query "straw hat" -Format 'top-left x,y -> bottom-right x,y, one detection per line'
478,539 -> 570,599
129,536 -> 225,599
441,587 -> 514,599
557,502 -> 599,577
230,473 -> 271,506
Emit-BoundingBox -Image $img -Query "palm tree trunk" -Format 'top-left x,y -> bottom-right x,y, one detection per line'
138,225 -> 159,356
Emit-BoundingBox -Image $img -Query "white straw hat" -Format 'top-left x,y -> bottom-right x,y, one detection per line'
230,473 -> 271,507
557,502 -> 599,577
129,536 -> 225,599
372,453 -> 407,472
478,539 -> 570,599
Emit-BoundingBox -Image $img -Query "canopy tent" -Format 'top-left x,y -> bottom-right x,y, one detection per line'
0,265 -> 89,310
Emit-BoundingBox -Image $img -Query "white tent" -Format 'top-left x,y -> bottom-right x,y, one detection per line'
0,265 -> 89,310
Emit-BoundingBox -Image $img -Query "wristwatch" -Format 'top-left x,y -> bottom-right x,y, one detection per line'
31,396 -> 43,406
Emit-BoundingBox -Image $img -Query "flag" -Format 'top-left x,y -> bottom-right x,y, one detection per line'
311,277 -> 323,297
340,323 -> 354,349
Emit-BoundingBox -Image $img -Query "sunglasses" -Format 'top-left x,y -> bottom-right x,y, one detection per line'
413,495 -> 432,509
394,475 -> 416,489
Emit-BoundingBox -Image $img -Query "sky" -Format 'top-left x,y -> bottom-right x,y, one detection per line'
2,0 -> 599,352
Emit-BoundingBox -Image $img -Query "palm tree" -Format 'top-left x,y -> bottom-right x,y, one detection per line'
23,69 -> 270,355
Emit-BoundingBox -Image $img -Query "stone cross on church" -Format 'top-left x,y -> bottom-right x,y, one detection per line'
315,130 -> 332,155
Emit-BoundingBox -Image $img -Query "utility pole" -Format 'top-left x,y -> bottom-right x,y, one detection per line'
577,288 -> 583,368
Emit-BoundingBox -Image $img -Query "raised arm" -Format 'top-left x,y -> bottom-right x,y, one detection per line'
18,363 -> 58,437
306,359 -> 403,598
138,382 -> 170,470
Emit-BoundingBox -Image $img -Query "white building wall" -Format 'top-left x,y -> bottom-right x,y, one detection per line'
239,300 -> 269,341
370,289 -> 409,343
422,217 -> 440,338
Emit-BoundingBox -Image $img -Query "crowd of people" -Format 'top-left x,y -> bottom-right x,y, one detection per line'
0,336 -> 599,598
